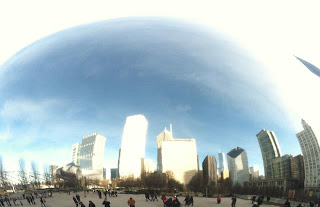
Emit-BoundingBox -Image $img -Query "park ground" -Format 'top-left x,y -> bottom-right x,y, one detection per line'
9,192 -> 283,207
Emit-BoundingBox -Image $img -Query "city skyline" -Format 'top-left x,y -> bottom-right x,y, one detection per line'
0,17 -> 319,179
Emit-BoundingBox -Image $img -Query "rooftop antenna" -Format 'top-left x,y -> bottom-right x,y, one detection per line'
170,123 -> 173,137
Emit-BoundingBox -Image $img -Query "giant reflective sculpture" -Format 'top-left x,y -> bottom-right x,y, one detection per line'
0,17 -> 319,174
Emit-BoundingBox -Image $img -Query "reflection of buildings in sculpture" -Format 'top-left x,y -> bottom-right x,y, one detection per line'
249,166 -> 259,181
296,119 -> 319,190
143,158 -> 155,174
157,126 -> 173,172
256,129 -> 282,179
244,178 -> 299,192
119,114 -> 148,178
50,165 -> 58,183
227,147 -> 249,186
221,169 -> 229,180
56,163 -> 82,180
71,143 -> 80,165
270,155 -> 291,179
110,168 -> 119,180
290,154 -> 304,188
218,152 -> 228,175
202,155 -> 218,186
157,125 -> 198,184
79,133 -> 106,180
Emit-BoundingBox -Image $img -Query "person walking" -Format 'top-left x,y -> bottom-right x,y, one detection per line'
184,195 -> 190,206
79,202 -> 86,207
284,199 -> 290,207
102,198 -> 110,207
73,196 -> 79,207
76,194 -> 81,202
154,192 -> 158,201
127,197 -> 135,207
161,195 -> 167,207
217,195 -> 221,204
40,196 -> 46,207
89,201 -> 96,207
231,195 -> 237,207
266,196 -> 270,204
145,192 -> 151,201
252,196 -> 256,204
189,196 -> 193,206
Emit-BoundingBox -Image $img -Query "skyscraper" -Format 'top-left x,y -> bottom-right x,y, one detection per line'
157,126 -> 173,172
218,152 -> 228,174
79,132 -> 106,179
119,114 -> 148,178
296,119 -> 320,190
157,125 -> 198,184
249,166 -> 259,181
256,129 -> 282,178
202,155 -> 218,186
71,143 -> 80,165
227,147 -> 249,186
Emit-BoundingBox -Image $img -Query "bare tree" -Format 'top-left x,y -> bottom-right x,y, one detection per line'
30,161 -> 40,189
18,158 -> 29,189
0,156 -> 6,188
43,165 -> 51,187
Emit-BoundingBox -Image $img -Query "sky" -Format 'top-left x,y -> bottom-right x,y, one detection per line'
0,0 -> 320,179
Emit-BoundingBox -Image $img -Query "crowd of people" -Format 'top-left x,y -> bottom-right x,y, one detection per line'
0,192 -> 49,207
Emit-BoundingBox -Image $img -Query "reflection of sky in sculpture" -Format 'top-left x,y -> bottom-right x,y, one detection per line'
0,17 -> 319,174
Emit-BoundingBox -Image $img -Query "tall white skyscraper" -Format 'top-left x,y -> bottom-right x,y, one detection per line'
296,119 -> 320,190
227,147 -> 249,186
157,125 -> 198,184
119,114 -> 148,178
79,132 -> 106,179
218,152 -> 228,174
256,129 -> 282,179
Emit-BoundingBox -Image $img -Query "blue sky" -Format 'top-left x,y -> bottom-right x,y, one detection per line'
0,17 -> 319,177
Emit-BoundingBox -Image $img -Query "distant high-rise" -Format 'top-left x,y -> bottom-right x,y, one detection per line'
249,166 -> 259,181
290,154 -> 304,188
79,132 -> 106,179
119,114 -> 148,178
143,159 -> 155,174
296,119 -> 320,190
202,155 -> 218,186
157,125 -> 198,184
227,147 -> 249,186
71,143 -> 80,165
256,129 -> 282,179
110,168 -> 119,179
157,127 -> 173,172
218,152 -> 228,174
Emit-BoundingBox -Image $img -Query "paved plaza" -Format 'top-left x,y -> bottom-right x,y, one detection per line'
9,192 -> 282,207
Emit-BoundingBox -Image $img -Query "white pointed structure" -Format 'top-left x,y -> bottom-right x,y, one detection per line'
157,124 -> 198,184
119,114 -> 148,178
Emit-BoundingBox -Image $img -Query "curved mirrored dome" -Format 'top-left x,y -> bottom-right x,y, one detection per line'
0,17 -> 319,174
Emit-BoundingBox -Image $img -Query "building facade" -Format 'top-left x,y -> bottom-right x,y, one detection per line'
157,125 -> 198,184
202,155 -> 218,186
119,114 -> 148,178
227,147 -> 249,186
71,143 -> 80,165
249,166 -> 259,181
110,168 -> 119,180
296,119 -> 320,190
256,129 -> 282,179
79,132 -> 106,179
218,152 -> 228,175
157,126 -> 173,172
